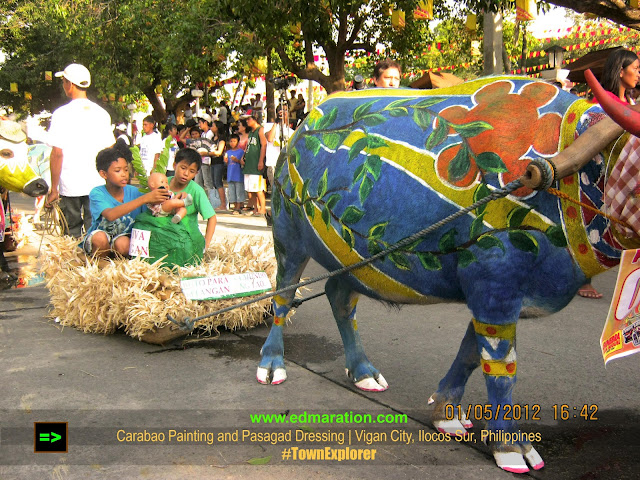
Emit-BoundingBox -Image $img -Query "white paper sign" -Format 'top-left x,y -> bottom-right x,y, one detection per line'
129,228 -> 151,258
180,272 -> 272,300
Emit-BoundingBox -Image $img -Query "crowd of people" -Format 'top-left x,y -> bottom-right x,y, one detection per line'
42,61 -> 319,262
41,53 -> 640,280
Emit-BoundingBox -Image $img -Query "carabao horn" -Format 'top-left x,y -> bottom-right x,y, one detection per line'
585,68 -> 640,137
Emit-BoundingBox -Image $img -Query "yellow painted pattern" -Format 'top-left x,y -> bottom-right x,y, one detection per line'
352,319 -> 358,331
472,319 -> 516,339
287,160 -> 431,303
274,295 -> 289,306
480,359 -> 517,376
340,131 -> 552,232
273,316 -> 285,326
557,100 -> 611,278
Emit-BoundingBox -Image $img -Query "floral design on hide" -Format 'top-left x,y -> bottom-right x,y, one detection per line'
436,81 -> 562,197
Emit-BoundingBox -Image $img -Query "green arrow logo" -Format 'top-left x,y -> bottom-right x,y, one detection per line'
39,432 -> 62,443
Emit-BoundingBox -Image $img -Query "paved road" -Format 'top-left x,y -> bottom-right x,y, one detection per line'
1,194 -> 638,479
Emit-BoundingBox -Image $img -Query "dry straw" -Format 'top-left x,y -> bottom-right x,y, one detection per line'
41,235 -> 277,342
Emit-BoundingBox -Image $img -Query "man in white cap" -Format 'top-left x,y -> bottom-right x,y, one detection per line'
46,63 -> 114,238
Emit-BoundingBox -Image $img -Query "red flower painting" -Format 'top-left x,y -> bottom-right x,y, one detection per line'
436,81 -> 562,197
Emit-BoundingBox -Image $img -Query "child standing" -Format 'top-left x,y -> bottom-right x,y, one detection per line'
224,134 -> 246,214
82,148 -> 170,257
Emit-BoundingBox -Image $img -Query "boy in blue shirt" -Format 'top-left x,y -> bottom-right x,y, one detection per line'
83,148 -> 169,257
224,133 -> 246,214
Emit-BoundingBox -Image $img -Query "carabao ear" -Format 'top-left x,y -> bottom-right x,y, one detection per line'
585,68 -> 640,136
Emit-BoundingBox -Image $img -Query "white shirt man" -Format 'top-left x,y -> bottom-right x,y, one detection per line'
265,120 -> 294,191
46,63 -> 114,237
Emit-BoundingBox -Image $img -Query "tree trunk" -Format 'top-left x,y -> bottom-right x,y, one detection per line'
239,83 -> 250,108
483,11 -> 504,76
231,78 -> 243,109
143,85 -> 167,124
266,50 -> 276,123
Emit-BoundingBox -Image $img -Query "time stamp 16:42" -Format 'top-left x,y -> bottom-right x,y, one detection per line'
444,404 -> 599,422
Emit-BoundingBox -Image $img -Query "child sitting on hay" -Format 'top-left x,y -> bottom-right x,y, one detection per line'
81,147 -> 170,257
132,148 -> 217,267
146,172 -> 193,224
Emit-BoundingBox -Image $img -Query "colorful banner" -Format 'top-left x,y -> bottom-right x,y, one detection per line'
601,249 -> 640,364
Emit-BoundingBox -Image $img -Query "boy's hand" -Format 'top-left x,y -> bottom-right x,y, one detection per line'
145,189 -> 171,204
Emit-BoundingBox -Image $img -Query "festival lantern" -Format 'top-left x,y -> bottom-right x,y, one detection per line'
414,0 -> 433,20
392,10 -> 406,30
289,22 -> 301,34
466,14 -> 477,31
24,92 -> 32,100
471,40 -> 481,57
45,71 -> 52,82
516,0 -> 536,21
109,93 -> 116,101
10,83 -> 18,93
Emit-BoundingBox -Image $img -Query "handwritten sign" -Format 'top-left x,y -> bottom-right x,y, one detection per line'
181,272 -> 272,301
601,248 -> 640,364
129,228 -> 151,258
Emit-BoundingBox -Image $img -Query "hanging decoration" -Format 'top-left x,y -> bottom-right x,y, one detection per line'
466,14 -> 477,31
10,83 -> 18,93
516,0 -> 536,21
45,71 -> 52,82
392,10 -> 406,30
413,0 -> 433,20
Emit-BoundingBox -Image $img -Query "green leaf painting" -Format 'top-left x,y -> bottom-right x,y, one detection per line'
316,107 -> 338,130
341,206 -> 365,224
348,137 -> 369,162
417,252 -> 442,270
475,152 -> 507,173
305,135 -> 322,156
508,230 -> 539,255
353,100 -> 378,122
507,206 -> 531,229
454,120 -> 493,138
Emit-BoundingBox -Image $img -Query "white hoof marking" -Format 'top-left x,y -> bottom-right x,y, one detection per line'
524,446 -> 544,470
256,367 -> 269,384
433,419 -> 467,437
354,377 -> 387,392
271,368 -> 287,385
494,452 -> 529,474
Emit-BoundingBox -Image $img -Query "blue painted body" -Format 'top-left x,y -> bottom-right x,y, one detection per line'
259,77 -> 627,464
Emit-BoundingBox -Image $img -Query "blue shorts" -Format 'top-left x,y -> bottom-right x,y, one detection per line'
227,181 -> 246,204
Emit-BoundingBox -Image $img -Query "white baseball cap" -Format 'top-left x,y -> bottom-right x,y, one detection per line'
55,63 -> 91,88
198,113 -> 212,124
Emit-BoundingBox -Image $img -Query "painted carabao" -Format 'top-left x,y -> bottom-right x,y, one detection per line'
0,120 -> 49,196
259,76 -> 630,473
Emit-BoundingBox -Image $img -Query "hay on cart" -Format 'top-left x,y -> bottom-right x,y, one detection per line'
41,235 -> 278,344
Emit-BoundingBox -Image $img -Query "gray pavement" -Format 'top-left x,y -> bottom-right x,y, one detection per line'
1,193 -> 639,479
